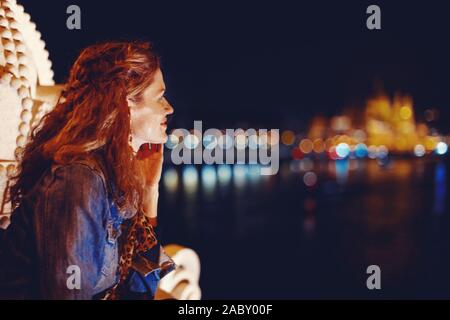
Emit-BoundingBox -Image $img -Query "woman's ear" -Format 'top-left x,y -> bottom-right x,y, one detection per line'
126,95 -> 137,107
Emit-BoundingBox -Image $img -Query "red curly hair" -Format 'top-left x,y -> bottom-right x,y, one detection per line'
8,40 -> 160,217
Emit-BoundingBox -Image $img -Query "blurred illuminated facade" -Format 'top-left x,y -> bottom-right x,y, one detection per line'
283,93 -> 449,160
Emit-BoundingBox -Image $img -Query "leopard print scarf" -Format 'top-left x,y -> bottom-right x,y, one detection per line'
101,210 -> 158,300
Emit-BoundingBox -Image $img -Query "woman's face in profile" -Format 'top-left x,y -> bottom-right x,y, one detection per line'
128,68 -> 174,151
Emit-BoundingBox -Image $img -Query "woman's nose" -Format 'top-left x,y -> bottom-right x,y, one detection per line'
165,102 -> 174,115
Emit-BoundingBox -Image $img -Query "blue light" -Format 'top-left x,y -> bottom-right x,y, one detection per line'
336,143 -> 350,159
335,159 -> 349,185
436,142 -> 448,155
217,164 -> 232,186
203,135 -> 218,150
201,166 -> 217,189
377,145 -> 389,159
434,162 -> 446,215
184,134 -> 199,149
248,164 -> 261,183
354,143 -> 368,158
165,134 -> 179,149
182,165 -> 198,193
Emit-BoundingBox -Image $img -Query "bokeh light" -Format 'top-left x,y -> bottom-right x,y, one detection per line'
185,134 -> 200,149
182,165 -> 199,194
436,142 -> 448,155
233,165 -> 247,188
336,143 -> 350,158
201,165 -> 217,189
217,164 -> 232,186
281,130 -> 295,146
203,134 -> 218,150
163,167 -> 179,193
414,144 -> 426,157
399,106 -> 412,120
354,143 -> 368,158
303,171 -> 317,187
165,134 -> 180,149
299,139 -> 313,154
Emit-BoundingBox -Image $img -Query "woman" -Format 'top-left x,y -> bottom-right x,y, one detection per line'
0,40 -> 176,299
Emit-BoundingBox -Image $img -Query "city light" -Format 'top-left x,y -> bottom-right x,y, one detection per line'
313,139 -> 325,153
248,164 -> 262,183
281,130 -> 296,146
201,166 -> 217,189
185,134 -> 200,149
183,165 -> 199,193
163,167 -> 179,193
436,142 -> 448,155
414,144 -> 426,157
354,143 -> 368,158
299,139 -> 313,154
300,158 -> 314,172
165,134 -> 180,149
336,143 -> 351,159
368,145 -> 378,159
303,171 -> 317,187
291,147 -> 303,160
377,145 -> 389,159
233,165 -> 247,188
217,164 -> 232,186
203,134 -> 218,150
399,106 -> 412,120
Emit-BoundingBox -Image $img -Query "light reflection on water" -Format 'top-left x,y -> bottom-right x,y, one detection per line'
434,162 -> 446,216
160,157 -> 449,298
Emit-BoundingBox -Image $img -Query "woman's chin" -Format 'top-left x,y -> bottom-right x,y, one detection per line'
159,130 -> 169,143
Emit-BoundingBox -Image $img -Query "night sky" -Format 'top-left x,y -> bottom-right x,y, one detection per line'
21,0 -> 450,132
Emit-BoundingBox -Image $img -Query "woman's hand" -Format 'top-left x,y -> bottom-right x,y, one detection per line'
136,143 -> 164,219
136,143 -> 164,187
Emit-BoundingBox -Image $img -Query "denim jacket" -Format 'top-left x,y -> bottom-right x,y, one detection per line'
0,152 -> 176,299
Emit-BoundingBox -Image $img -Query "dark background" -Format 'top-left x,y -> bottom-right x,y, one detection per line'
21,0 -> 450,132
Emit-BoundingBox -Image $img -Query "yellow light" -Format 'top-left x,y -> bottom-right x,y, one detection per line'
281,130 -> 295,146
399,106 -> 412,120
395,138 -> 408,151
424,136 -> 438,151
299,139 -> 313,154
313,139 -> 325,153
400,122 -> 414,134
